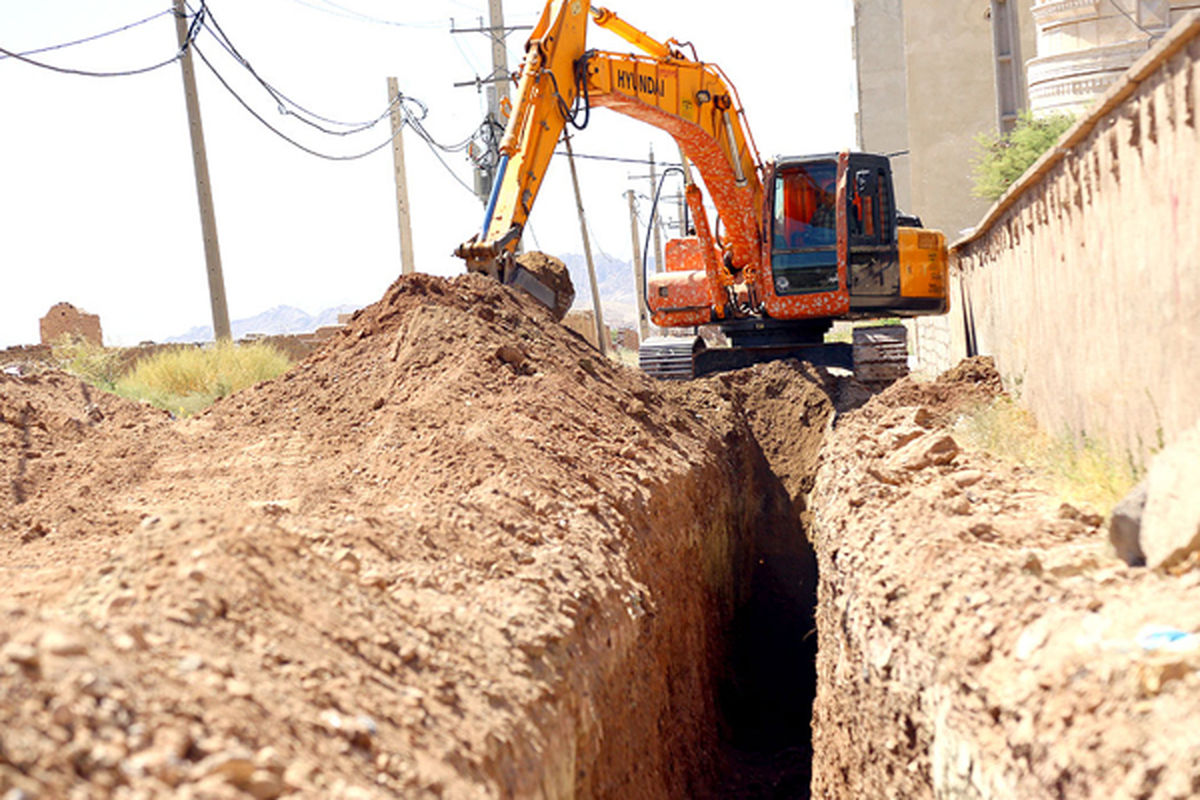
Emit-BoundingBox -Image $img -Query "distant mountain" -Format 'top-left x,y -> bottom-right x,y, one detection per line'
558,252 -> 643,329
165,304 -> 359,343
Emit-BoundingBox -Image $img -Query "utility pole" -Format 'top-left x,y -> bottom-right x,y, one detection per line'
625,190 -> 650,342
648,146 -> 665,274
387,77 -> 416,275
172,0 -> 230,342
451,2 -> 530,205
564,133 -> 607,356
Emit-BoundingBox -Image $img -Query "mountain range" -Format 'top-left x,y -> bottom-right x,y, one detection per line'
164,254 -> 643,343
164,304 -> 359,343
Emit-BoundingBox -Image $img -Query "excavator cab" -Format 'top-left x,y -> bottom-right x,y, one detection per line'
770,159 -> 839,296
765,153 -> 949,319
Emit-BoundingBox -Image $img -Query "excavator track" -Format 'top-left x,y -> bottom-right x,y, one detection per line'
638,336 -> 702,380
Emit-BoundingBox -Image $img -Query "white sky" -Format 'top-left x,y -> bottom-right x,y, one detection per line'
1,0 -> 856,347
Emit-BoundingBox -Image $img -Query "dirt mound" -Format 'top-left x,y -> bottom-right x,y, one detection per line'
1,371 -> 169,559
811,359 -> 1200,799
0,272 -> 830,799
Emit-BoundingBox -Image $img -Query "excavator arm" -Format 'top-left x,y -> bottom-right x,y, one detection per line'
454,0 -> 766,318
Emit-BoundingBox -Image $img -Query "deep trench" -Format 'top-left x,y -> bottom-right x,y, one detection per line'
709,448 -> 822,798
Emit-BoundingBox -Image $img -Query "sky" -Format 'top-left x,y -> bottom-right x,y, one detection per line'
0,0 -> 856,347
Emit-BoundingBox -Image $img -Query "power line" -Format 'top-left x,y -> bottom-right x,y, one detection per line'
0,8 -> 196,78
552,149 -> 683,167
285,0 -> 445,29
191,41 -> 408,161
0,8 -> 175,60
199,5 -> 400,135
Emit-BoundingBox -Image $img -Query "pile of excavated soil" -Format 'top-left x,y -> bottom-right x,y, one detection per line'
0,272 -> 835,799
811,357 -> 1200,799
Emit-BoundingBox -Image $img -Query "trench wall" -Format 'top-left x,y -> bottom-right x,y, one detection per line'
912,13 -> 1200,466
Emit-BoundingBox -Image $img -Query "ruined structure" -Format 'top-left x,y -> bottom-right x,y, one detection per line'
39,302 -> 102,347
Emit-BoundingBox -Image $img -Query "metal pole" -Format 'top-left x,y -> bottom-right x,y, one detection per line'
564,134 -> 607,356
172,0 -> 231,342
387,78 -> 416,275
626,190 -> 650,342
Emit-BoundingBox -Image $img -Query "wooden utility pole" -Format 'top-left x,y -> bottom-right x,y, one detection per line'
648,146 -> 665,273
172,0 -> 231,342
625,190 -> 650,342
564,133 -> 607,356
387,78 -> 416,275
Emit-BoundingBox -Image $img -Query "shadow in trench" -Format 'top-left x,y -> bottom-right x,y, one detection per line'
712,476 -> 819,799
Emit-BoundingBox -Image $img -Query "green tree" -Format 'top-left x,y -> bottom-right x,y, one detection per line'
971,111 -> 1075,201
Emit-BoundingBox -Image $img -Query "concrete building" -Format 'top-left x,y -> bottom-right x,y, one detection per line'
853,0 -> 1037,238
1028,0 -> 1200,115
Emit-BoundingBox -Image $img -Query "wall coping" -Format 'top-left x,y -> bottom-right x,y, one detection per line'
951,10 -> 1200,256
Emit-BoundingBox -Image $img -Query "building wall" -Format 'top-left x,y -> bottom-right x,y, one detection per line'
951,15 -> 1200,466
854,0 -> 913,214
39,303 -> 102,347
1029,0 -> 1200,116
855,0 -> 1038,237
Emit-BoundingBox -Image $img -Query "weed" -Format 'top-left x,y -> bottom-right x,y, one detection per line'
115,341 -> 293,416
51,337 -> 124,391
954,396 -> 1140,514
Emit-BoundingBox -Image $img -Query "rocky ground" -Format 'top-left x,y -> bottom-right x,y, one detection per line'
811,359 -> 1200,799
3,266 -> 1197,799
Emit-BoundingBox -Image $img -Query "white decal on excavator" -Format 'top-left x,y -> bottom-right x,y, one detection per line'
616,70 -> 665,97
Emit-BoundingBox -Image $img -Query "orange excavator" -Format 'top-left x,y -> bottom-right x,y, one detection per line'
455,0 -> 949,379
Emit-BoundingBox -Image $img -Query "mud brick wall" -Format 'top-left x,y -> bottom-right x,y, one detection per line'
39,303 -> 102,347
948,14 -> 1200,466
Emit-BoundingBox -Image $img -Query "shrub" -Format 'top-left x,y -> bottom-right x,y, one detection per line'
51,337 -> 124,391
953,396 -> 1139,514
115,341 -> 292,416
971,111 -> 1075,201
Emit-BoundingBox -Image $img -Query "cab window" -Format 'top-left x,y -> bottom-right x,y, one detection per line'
773,162 -> 837,250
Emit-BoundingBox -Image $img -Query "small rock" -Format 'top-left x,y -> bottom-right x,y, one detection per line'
226,679 -> 252,699
246,769 -> 288,800
950,469 -> 984,488
866,463 -> 903,486
196,750 -> 257,786
84,402 -> 104,423
178,654 -> 204,673
888,433 -> 960,471
1109,481 -> 1148,566
495,344 -> 526,366
2,641 -> 39,667
40,628 -> 88,657
1139,424 -> 1200,569
283,759 -> 318,788
947,496 -> 972,516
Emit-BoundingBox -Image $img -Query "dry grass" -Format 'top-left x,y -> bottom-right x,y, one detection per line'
114,342 -> 292,416
954,396 -> 1140,515
51,337 -> 125,392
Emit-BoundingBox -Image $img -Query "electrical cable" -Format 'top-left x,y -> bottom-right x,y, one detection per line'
552,150 -> 682,167
0,8 -> 175,60
198,4 -> 400,135
195,0 -> 481,179
191,41 -> 406,161
285,0 -> 444,29
0,7 -> 197,78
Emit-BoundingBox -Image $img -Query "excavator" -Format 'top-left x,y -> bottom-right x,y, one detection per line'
455,0 -> 949,380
